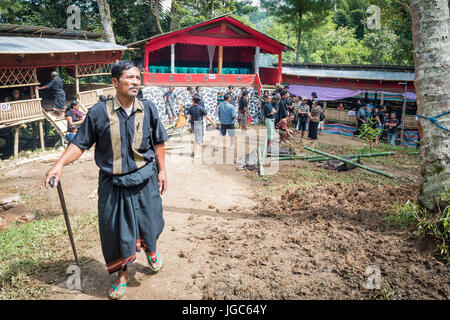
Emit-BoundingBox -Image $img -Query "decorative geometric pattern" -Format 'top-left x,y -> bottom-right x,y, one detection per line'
0,68 -> 38,88
142,86 -> 262,124
76,63 -> 114,77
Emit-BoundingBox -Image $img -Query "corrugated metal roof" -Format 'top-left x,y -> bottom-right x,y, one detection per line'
0,36 -> 127,54
0,23 -> 101,39
282,66 -> 415,82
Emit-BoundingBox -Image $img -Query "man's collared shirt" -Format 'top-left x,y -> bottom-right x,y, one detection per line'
218,101 -> 237,125
72,96 -> 168,175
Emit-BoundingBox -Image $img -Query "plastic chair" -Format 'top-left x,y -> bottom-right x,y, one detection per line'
222,68 -> 230,74
230,68 -> 239,74
178,67 -> 188,73
239,68 -> 250,74
149,66 -> 158,73
157,66 -> 168,73
189,67 -> 199,74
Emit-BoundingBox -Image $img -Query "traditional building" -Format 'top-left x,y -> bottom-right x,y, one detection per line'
0,24 -> 126,157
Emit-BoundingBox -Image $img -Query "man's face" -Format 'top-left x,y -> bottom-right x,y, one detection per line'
391,113 -> 396,119
12,91 -> 19,99
113,67 -> 141,98
169,87 -> 174,93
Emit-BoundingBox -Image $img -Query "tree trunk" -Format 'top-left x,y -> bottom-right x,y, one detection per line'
152,0 -> 164,34
96,0 -> 116,44
169,0 -> 178,31
410,0 -> 450,211
295,31 -> 302,63
295,10 -> 303,64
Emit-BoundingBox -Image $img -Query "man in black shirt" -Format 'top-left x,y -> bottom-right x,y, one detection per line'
263,95 -> 276,147
44,60 -> 168,300
275,90 -> 289,124
238,90 -> 251,131
37,71 -> 66,117
186,95 -> 216,158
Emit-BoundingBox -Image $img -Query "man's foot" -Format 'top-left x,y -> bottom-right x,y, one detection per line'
108,270 -> 129,300
146,251 -> 163,273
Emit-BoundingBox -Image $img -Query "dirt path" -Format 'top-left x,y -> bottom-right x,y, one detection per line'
0,129 -> 448,300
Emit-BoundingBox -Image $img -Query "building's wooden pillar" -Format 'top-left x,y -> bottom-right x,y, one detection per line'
144,43 -> 150,72
171,44 -> 175,74
32,121 -> 37,149
380,92 -> 385,105
254,46 -> 260,75
218,21 -> 226,75
277,52 -> 282,84
39,120 -> 45,151
75,65 -> 80,99
14,126 -> 20,158
218,46 -> 223,74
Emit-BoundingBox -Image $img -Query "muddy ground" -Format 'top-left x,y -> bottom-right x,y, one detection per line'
0,127 -> 448,300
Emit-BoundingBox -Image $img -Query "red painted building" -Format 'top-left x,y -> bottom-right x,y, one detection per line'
127,14 -> 292,89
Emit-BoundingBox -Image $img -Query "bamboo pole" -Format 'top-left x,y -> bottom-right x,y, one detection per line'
308,151 -> 395,162
269,155 -> 321,161
304,146 -> 394,178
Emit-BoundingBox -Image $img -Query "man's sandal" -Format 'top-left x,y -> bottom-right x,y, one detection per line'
147,251 -> 163,273
108,283 -> 127,300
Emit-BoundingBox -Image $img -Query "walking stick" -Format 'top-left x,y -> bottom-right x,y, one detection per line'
49,176 -> 80,266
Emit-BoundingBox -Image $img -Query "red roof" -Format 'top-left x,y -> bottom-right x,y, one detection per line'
127,14 -> 292,55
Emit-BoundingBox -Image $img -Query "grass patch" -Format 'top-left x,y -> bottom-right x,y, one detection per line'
384,200 -> 422,228
0,212 -> 97,300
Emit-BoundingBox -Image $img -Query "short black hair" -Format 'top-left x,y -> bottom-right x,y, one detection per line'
98,95 -> 107,102
195,86 -> 201,91
228,85 -> 233,89
223,93 -> 231,101
193,95 -> 202,104
242,90 -> 248,96
187,87 -> 193,91
111,60 -> 137,81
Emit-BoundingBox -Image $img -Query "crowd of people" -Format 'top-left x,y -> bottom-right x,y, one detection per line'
352,100 -> 400,146
260,84 -> 326,147
161,84 -> 328,156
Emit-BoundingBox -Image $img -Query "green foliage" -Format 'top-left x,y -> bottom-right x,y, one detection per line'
363,27 -> 399,65
0,212 -> 98,299
414,190 -> 450,258
357,118 -> 382,152
385,200 -> 423,228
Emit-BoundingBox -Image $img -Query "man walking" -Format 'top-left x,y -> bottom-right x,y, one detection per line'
163,86 -> 180,125
44,60 -> 168,300
186,95 -> 216,158
217,93 -> 237,147
37,71 -> 66,117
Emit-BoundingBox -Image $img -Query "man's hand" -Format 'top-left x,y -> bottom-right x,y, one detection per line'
158,170 -> 168,195
44,163 -> 63,189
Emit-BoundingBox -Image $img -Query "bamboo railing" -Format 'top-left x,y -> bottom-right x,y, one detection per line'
0,98 -> 44,128
324,109 -> 356,125
324,108 -> 419,129
77,86 -> 115,111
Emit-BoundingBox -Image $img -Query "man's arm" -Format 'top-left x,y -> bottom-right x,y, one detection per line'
44,144 -> 84,188
154,143 -> 167,195
205,114 -> 216,127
